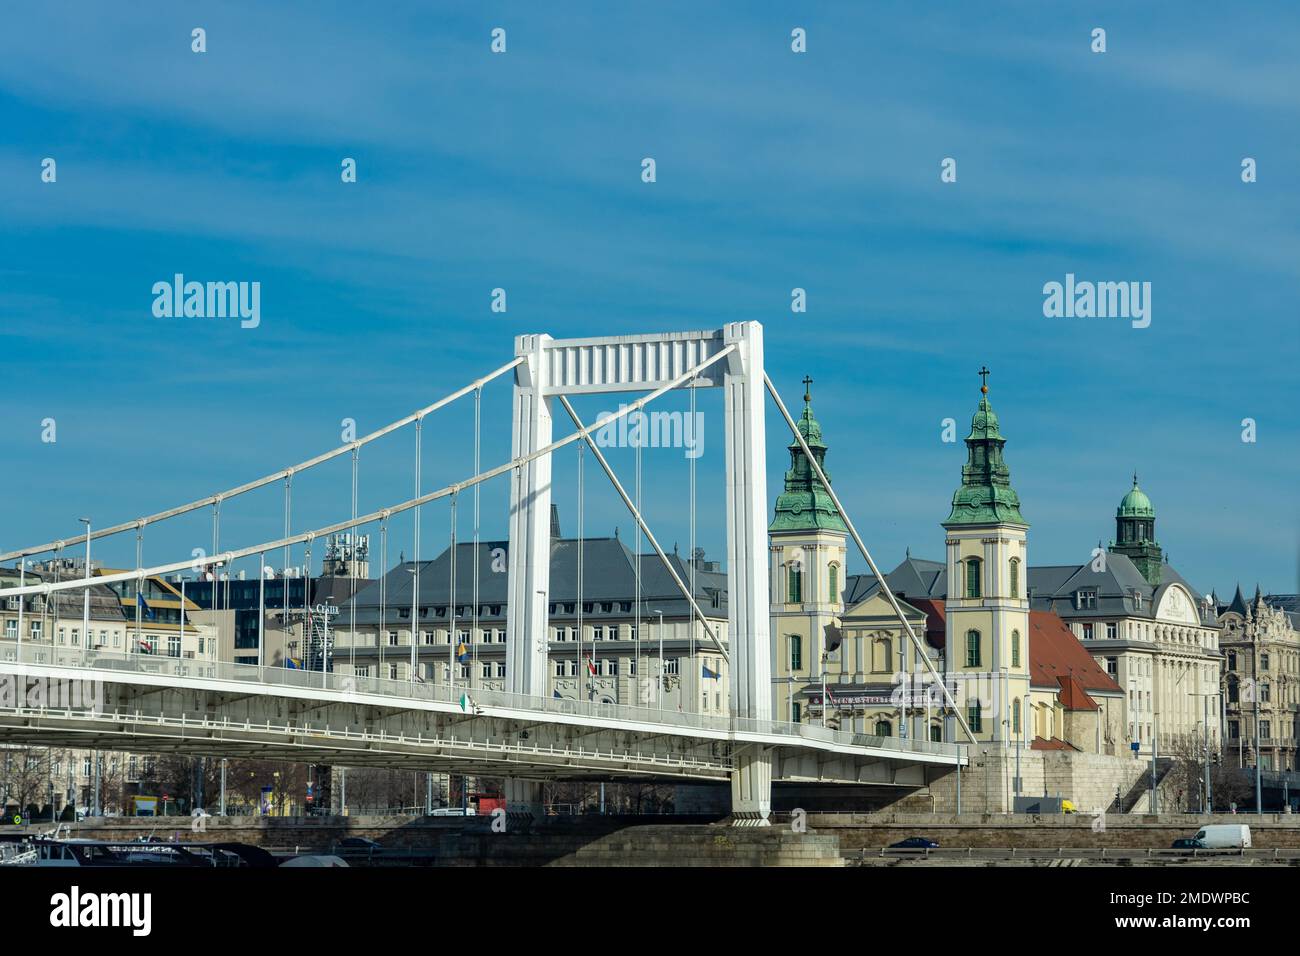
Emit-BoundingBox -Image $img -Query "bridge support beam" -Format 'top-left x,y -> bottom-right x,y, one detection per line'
723,322 -> 772,825
507,333 -> 554,700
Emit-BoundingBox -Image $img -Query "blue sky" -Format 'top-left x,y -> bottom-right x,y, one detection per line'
1,2 -> 1297,597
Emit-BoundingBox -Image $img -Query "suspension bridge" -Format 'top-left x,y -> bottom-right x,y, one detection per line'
0,322 -> 965,823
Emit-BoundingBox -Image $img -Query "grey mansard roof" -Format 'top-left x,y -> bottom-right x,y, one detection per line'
844,552 -> 1216,625
340,537 -> 728,626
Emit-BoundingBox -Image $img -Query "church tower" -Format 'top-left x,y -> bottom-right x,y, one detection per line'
1109,474 -> 1162,586
942,369 -> 1030,744
769,377 -> 848,724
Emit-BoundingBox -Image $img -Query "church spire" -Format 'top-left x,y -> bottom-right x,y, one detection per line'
770,377 -> 847,533
944,367 -> 1026,527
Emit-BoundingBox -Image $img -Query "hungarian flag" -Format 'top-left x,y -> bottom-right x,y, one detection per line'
586,657 -> 597,677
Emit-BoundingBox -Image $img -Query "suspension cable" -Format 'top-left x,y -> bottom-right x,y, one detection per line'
6,345 -> 737,600
379,517 -> 388,676
412,417 -> 422,683
0,357 -> 525,563
449,490 -> 458,693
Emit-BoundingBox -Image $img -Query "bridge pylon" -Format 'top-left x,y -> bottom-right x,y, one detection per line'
506,322 -> 771,824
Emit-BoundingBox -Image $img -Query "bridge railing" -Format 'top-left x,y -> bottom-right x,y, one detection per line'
0,641 -> 962,759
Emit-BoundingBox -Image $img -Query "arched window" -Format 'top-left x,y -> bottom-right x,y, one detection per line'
1009,558 -> 1020,599
787,564 -> 802,603
965,557 -> 981,598
965,630 -> 981,667
828,564 -> 839,605
1011,629 -> 1021,668
874,719 -> 892,737
1012,698 -> 1021,735
929,723 -> 943,743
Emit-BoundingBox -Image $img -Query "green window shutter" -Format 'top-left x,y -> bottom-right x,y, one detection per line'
965,630 -> 981,667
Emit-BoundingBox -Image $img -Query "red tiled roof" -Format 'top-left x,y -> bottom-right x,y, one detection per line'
906,598 -> 947,649
1030,736 -> 1078,751
1029,610 -> 1122,699
1056,674 -> 1098,712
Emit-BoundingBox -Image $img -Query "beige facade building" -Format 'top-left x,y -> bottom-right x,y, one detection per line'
1218,587 -> 1300,771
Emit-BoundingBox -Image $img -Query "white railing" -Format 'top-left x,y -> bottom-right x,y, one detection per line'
0,640 -> 963,760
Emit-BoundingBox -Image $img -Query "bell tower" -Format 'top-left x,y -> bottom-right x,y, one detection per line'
942,368 -> 1031,744
769,377 -> 848,724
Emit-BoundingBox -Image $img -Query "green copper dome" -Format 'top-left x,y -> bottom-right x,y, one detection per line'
770,378 -> 847,534
1117,474 -> 1155,518
944,376 -> 1027,528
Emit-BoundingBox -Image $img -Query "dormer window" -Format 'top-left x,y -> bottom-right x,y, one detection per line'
1076,589 -> 1097,610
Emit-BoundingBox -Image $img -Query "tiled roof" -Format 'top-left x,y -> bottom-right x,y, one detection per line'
1031,736 -> 1078,751
1029,611 -> 1122,698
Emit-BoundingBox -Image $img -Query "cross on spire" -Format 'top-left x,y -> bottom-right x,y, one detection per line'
978,366 -> 990,393
802,375 -> 813,403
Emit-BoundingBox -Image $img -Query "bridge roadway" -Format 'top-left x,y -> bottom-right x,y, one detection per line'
0,643 -> 963,786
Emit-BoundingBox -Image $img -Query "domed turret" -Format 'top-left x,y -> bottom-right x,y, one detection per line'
1110,473 -> 1162,586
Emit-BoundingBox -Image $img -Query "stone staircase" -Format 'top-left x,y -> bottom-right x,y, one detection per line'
1111,757 -> 1175,813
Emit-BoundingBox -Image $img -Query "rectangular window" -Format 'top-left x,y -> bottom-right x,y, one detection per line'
788,567 -> 802,604
355,666 -> 370,677
965,631 -> 981,668
3,620 -> 14,639
554,661 -> 565,677
387,631 -> 398,646
496,662 -> 506,678
1082,623 -> 1094,640
1105,657 -> 1118,677
968,702 -> 983,734
1106,622 -> 1118,639
388,663 -> 398,680
792,702 -> 802,723
965,559 -> 981,599
665,658 -> 680,676
829,565 -> 839,604
1229,720 -> 1240,739
30,621 -> 41,640
790,634 -> 802,671
482,662 -> 492,679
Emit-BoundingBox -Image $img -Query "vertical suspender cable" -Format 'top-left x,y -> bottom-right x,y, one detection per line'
350,446 -> 358,674
689,382 -> 697,710
258,551 -> 265,671
283,474 -> 292,627
413,419 -> 422,682
577,441 -> 584,700
134,524 -> 144,657
379,518 -> 388,677
472,387 -> 481,687
449,490 -> 458,694
635,429 -> 641,700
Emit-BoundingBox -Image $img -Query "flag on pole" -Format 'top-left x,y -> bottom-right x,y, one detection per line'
136,591 -> 155,620
702,664 -> 720,680
586,657 -> 597,677
456,642 -> 471,664
287,657 -> 302,670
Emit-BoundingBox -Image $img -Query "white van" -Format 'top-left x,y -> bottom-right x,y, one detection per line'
1193,824 -> 1251,849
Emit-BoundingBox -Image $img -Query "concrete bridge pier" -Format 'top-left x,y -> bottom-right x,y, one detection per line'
730,746 -> 772,826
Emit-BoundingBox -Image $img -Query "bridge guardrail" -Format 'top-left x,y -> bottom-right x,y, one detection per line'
0,640 -> 963,760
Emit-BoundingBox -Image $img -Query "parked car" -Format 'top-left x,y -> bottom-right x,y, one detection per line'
889,837 -> 939,849
1170,837 -> 1206,850
1191,825 -> 1251,849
